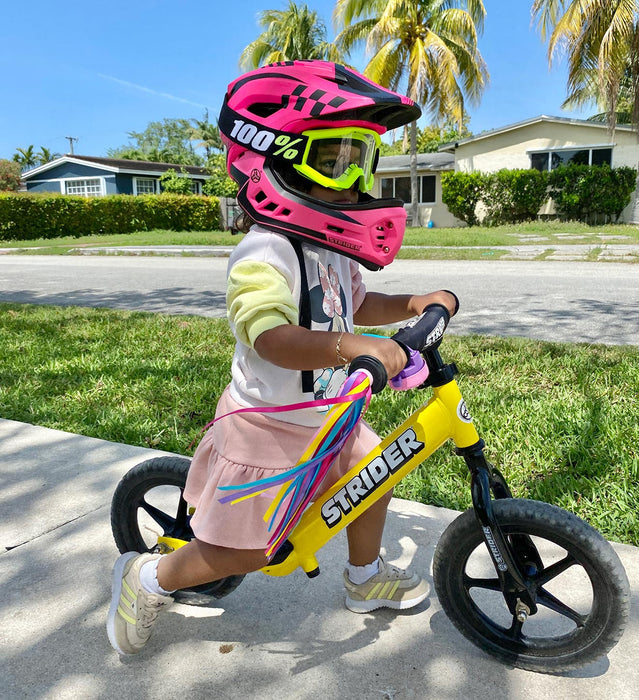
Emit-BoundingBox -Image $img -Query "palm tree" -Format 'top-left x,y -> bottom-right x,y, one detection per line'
187,110 -> 223,160
334,0 -> 488,224
36,147 -> 61,165
13,145 -> 38,171
240,1 -> 345,69
532,0 -> 639,135
587,69 -> 635,125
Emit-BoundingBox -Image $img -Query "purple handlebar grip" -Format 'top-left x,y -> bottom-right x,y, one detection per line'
388,348 -> 430,391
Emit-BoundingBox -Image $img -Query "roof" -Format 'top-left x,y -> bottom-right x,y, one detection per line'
438,114 -> 632,152
376,152 -> 455,173
21,155 -> 210,180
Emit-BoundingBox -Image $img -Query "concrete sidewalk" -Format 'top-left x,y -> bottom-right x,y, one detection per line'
67,243 -> 639,262
1,417 -> 638,699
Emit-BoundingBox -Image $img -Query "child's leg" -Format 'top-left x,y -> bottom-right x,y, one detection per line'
157,539 -> 268,591
346,489 -> 392,566
343,489 -> 429,613
107,541 -> 268,656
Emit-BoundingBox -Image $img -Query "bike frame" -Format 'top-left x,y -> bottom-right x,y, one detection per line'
154,347 -> 540,617
261,348 -> 539,618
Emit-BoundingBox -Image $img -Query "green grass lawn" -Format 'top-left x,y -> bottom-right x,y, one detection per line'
2,302 -> 637,545
1,220 -> 638,257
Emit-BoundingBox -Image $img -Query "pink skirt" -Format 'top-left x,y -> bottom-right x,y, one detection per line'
183,386 -> 380,549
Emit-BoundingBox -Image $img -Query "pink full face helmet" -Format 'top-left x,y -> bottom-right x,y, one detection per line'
219,60 -> 421,271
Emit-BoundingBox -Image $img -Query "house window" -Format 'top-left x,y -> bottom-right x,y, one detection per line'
421,175 -> 436,203
381,175 -> 436,204
134,177 -> 157,195
65,178 -> 103,197
189,180 -> 201,195
530,147 -> 612,171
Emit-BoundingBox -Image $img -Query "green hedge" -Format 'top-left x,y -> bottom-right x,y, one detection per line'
442,165 -> 637,226
483,169 -> 549,225
547,164 -> 637,222
440,171 -> 484,226
0,193 -> 221,240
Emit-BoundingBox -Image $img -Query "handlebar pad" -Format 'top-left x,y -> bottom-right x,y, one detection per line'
347,355 -> 387,394
391,303 -> 450,353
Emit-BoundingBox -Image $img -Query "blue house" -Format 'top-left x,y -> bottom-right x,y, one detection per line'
21,155 -> 210,196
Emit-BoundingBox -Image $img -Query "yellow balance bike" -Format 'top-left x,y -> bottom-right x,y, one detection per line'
111,306 -> 630,673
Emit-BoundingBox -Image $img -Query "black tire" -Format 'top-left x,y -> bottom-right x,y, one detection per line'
110,455 -> 245,604
433,498 -> 630,673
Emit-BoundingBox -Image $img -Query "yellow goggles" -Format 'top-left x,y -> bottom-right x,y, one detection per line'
294,127 -> 381,193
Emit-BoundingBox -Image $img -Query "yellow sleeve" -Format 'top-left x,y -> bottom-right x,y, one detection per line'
227,260 -> 299,348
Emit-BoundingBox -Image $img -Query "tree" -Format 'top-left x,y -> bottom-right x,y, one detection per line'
203,153 -> 239,197
379,119 -> 472,155
108,118 -> 205,165
532,0 -> 639,135
240,1 -> 345,68
334,0 -> 488,224
187,110 -> 223,160
36,147 -> 61,165
12,145 -> 38,171
159,168 -> 194,195
587,69 -> 635,125
417,116 -> 472,152
0,159 -> 22,191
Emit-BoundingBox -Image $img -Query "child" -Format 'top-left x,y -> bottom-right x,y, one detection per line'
107,60 -> 458,656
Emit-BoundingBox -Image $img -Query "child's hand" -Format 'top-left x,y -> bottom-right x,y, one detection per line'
349,334 -> 408,379
408,290 -> 459,318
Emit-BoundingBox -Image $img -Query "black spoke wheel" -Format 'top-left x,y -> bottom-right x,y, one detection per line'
110,456 -> 244,605
433,499 -> 630,673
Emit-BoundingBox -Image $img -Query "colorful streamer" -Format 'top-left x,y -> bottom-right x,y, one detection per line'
217,370 -> 373,558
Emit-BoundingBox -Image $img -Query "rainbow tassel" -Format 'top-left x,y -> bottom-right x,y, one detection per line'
218,370 -> 372,558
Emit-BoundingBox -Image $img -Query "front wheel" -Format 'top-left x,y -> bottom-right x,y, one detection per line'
110,455 -> 245,605
433,499 -> 630,673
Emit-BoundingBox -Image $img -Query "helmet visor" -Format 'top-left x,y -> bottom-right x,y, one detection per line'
295,128 -> 381,193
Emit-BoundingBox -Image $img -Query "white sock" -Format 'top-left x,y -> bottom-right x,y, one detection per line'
139,558 -> 175,596
347,557 -> 380,585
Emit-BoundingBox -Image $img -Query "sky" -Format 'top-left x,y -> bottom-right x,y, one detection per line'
0,0 -> 590,161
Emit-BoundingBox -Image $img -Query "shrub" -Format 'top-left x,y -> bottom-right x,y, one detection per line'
0,193 -> 221,240
441,171 -> 485,226
159,168 -> 194,195
203,154 -> 238,197
547,164 -> 637,223
483,169 -> 549,225
0,159 -> 22,191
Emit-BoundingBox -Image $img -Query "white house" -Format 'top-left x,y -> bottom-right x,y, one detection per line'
439,115 -> 639,224
373,115 -> 639,226
370,152 -> 457,227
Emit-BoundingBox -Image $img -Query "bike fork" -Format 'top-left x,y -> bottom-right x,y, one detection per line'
457,442 -> 540,621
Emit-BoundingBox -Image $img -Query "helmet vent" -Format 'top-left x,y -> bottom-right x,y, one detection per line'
255,190 -> 267,203
375,233 -> 387,249
263,201 -> 278,212
281,208 -> 291,216
327,224 -> 344,234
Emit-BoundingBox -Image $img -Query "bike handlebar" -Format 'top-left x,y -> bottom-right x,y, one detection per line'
390,303 -> 450,354
348,304 -> 451,394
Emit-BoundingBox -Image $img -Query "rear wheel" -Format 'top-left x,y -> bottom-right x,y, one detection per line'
433,499 -> 630,673
110,456 -> 244,604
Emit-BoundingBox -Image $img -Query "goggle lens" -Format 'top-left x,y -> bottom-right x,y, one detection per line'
295,128 -> 380,192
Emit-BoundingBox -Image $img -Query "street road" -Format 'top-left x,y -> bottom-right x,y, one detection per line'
1,255 -> 637,345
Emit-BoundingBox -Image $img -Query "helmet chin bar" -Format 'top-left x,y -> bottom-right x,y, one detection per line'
231,159 -> 407,271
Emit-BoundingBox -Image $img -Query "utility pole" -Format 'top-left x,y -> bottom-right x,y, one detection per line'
65,136 -> 78,154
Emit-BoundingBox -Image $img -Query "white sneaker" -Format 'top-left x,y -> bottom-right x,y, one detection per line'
344,556 -> 430,613
107,552 -> 173,655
